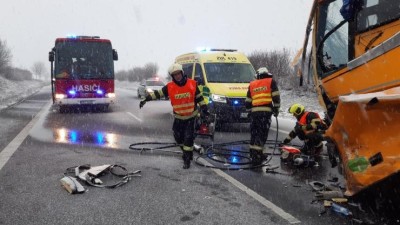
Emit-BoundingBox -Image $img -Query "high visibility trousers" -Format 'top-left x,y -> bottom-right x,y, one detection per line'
250,111 -> 272,151
172,117 -> 195,152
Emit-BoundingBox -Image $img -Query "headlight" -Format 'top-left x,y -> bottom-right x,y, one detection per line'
55,94 -> 66,99
106,93 -> 116,98
146,88 -> 154,93
211,94 -> 227,103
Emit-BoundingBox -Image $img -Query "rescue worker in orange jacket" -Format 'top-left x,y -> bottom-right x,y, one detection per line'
139,63 -> 209,169
283,103 -> 328,155
245,67 -> 280,165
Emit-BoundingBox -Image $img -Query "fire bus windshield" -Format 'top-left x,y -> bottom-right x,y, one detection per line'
54,41 -> 114,80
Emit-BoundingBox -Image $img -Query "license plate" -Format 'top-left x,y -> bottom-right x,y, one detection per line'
240,112 -> 248,118
80,100 -> 94,104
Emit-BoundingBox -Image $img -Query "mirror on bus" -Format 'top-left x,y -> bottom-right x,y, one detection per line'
113,49 -> 118,61
48,51 -> 54,62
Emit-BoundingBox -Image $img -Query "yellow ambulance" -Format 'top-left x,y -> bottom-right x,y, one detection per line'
175,48 -> 255,128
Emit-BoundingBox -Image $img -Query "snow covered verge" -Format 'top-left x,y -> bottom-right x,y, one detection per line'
0,76 -> 48,111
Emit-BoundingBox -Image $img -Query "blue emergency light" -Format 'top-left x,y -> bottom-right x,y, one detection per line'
68,90 -> 77,95
96,89 -> 104,95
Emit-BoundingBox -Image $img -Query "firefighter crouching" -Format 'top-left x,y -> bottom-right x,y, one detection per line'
282,103 -> 327,156
139,63 -> 210,169
245,67 -> 280,165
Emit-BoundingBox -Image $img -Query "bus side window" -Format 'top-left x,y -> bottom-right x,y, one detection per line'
194,63 -> 205,85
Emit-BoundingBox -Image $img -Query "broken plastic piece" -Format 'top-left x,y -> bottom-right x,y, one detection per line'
60,176 -> 86,194
309,181 -> 325,191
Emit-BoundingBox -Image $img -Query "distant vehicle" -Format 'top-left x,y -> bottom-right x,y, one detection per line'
137,78 -> 166,99
48,35 -> 118,112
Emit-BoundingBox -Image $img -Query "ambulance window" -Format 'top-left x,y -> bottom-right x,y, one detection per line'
182,64 -> 193,78
194,63 -> 205,85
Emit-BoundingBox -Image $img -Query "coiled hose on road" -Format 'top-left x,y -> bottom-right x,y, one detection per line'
128,116 -> 301,170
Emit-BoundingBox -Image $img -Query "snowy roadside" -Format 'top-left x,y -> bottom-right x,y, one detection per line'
0,76 -> 48,111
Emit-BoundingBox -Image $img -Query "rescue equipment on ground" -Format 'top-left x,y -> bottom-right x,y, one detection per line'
61,164 -> 141,194
194,113 -> 216,148
280,145 -> 318,167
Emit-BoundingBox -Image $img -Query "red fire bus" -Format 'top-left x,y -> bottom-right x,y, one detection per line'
48,35 -> 118,112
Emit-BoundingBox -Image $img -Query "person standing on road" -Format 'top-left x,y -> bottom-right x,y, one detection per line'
282,103 -> 327,155
245,67 -> 280,165
139,63 -> 210,169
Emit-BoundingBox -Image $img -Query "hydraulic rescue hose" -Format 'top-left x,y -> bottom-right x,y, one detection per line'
128,115 -> 290,170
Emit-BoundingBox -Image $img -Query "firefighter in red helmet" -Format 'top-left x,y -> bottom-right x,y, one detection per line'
245,67 -> 280,165
139,63 -> 209,169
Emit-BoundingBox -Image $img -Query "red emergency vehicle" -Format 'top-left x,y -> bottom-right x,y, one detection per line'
48,35 -> 118,112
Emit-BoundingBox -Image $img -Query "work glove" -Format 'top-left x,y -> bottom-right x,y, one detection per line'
139,100 -> 146,109
272,107 -> 279,117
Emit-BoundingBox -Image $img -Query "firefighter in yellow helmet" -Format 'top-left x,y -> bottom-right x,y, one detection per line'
139,63 -> 209,169
245,67 -> 280,165
282,103 -> 327,155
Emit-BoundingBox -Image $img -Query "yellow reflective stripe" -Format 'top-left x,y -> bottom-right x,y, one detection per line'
254,93 -> 271,98
175,108 -> 195,114
173,102 -> 195,109
174,110 -> 198,120
198,101 -> 206,106
249,145 -> 263,151
253,98 -> 272,105
245,98 -> 252,102
149,92 -> 156,99
251,107 -> 272,112
274,103 -> 281,107
158,90 -> 165,98
196,93 -> 202,98
271,91 -> 280,96
182,145 -> 193,151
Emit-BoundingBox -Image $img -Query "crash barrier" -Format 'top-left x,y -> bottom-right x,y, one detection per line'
60,164 -> 141,194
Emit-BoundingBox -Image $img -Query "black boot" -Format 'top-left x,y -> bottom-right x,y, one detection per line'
250,149 -> 264,166
182,151 -> 191,169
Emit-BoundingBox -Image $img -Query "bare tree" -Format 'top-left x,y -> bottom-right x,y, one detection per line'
31,61 -> 46,80
143,62 -> 159,79
248,48 -> 298,90
0,38 -> 12,76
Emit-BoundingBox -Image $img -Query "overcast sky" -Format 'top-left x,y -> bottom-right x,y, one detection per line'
0,0 -> 313,76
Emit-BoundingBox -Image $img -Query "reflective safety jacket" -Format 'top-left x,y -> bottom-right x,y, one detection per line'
168,79 -> 196,116
245,78 -> 280,112
145,79 -> 208,120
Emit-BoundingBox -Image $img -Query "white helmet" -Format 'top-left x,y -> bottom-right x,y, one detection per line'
257,67 -> 269,75
168,63 -> 184,75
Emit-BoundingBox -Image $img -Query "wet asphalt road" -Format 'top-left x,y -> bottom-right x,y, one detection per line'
0,85 -> 394,225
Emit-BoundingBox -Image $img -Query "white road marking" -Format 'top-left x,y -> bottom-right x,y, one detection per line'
0,101 -> 51,171
126,112 -> 142,122
197,158 -> 301,224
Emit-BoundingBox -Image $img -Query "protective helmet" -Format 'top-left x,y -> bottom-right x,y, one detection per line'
256,67 -> 272,79
168,63 -> 187,86
288,103 -> 305,116
168,63 -> 184,76
257,67 -> 269,75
